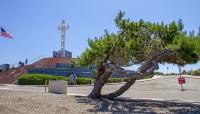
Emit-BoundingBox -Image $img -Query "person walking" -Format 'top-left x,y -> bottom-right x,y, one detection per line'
70,73 -> 77,85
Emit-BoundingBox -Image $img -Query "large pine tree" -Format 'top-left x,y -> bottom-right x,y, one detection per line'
79,11 -> 200,99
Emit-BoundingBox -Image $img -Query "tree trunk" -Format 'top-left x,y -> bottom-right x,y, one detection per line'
102,78 -> 136,99
89,49 -> 171,99
94,65 -> 105,85
89,70 -> 112,98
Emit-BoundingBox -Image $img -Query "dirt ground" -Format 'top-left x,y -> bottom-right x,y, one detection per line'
0,89 -> 200,114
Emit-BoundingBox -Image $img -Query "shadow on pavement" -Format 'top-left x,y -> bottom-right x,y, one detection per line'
75,96 -> 200,114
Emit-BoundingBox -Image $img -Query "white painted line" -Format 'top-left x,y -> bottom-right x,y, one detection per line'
183,75 -> 200,79
136,75 -> 162,82
0,88 -> 10,89
125,97 -> 200,104
0,87 -> 88,96
67,93 -> 88,96
0,88 -> 44,92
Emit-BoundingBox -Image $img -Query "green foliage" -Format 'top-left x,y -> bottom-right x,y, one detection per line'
70,58 -> 81,68
18,74 -> 157,85
106,78 -> 123,83
186,71 -> 192,75
193,37 -> 200,57
123,78 -> 129,82
170,73 -> 179,75
18,74 -> 69,85
79,11 -> 200,68
18,74 -> 93,85
168,36 -> 200,65
143,73 -> 154,79
76,77 -> 92,85
192,69 -> 200,76
154,72 -> 164,75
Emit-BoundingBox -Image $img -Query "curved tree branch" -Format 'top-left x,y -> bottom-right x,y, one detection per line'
102,49 -> 172,99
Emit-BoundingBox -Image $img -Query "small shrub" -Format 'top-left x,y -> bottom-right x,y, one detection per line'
18,74 -> 69,85
77,77 -> 92,85
143,73 -> 154,79
154,72 -> 164,75
186,71 -> 192,75
192,70 -> 200,76
123,78 -> 129,82
18,74 -> 94,85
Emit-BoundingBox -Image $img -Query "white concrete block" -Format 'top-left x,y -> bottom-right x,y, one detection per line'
48,80 -> 67,94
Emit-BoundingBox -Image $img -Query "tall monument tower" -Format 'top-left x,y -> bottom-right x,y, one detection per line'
58,19 -> 70,57
53,20 -> 72,58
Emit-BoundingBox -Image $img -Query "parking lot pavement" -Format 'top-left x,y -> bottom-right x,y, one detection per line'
0,75 -> 200,102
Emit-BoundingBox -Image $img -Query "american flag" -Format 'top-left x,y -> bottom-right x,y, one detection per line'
0,27 -> 13,38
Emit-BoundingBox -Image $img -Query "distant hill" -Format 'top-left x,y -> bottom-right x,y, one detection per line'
0,57 -> 72,84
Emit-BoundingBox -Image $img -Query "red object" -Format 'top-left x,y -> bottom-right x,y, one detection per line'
31,57 -> 71,68
0,27 -> 13,38
178,77 -> 186,84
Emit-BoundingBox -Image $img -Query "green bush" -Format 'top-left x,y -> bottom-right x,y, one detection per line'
186,70 -> 192,75
77,77 -> 92,85
123,78 -> 129,82
143,73 -> 154,79
192,70 -> 200,76
18,74 -> 93,85
107,78 -> 123,83
154,72 -> 164,75
18,74 -> 70,85
18,73 -> 155,85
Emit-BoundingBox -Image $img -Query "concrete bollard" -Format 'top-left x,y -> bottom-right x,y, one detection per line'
48,80 -> 67,94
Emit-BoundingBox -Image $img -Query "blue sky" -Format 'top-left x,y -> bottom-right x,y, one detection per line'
0,0 -> 200,73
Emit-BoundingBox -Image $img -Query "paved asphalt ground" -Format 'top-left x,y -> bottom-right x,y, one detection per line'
0,75 -> 200,103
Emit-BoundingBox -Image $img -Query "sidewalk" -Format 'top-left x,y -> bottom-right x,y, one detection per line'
182,75 -> 200,79
1,75 -> 200,103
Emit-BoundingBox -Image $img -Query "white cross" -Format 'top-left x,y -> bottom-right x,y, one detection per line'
58,20 -> 70,57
